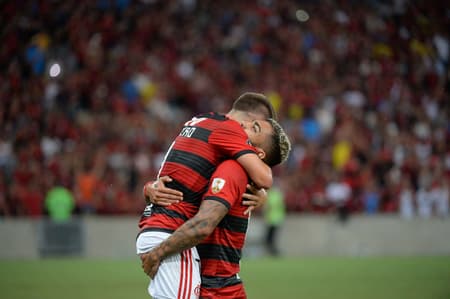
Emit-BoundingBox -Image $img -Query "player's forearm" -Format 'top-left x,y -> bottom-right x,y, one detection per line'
152,201 -> 228,260
255,163 -> 273,189
249,168 -> 272,189
153,218 -> 211,260
237,154 -> 273,189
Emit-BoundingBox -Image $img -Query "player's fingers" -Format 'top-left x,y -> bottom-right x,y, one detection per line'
241,199 -> 257,206
142,256 -> 151,274
144,261 -> 153,276
244,206 -> 255,215
143,183 -> 152,196
155,189 -> 183,200
246,184 -> 267,196
159,176 -> 173,183
158,187 -> 183,197
145,267 -> 151,276
149,266 -> 158,279
155,193 -> 182,204
153,201 -> 172,207
242,192 -> 256,200
140,254 -> 146,265
246,184 -> 257,193
154,199 -> 180,206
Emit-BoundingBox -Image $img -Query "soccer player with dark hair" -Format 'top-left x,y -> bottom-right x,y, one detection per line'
141,117 -> 291,299
136,92 -> 279,298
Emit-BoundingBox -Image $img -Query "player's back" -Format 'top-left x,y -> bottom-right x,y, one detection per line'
139,113 -> 255,234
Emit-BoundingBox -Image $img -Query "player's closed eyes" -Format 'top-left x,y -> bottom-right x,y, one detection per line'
253,121 -> 261,133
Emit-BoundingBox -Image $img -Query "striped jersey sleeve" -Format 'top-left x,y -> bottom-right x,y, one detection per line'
208,120 -> 256,160
197,160 -> 250,282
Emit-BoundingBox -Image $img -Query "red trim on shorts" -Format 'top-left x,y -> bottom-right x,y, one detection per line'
182,251 -> 188,299
177,252 -> 185,299
178,250 -> 194,299
186,250 -> 193,298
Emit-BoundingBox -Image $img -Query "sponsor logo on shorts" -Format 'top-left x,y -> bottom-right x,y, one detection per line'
194,284 -> 201,296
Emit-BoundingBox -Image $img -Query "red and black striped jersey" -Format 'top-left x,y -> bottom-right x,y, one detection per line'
196,160 -> 250,297
138,113 -> 255,234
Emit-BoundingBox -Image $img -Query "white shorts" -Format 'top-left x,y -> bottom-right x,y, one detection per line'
136,231 -> 201,299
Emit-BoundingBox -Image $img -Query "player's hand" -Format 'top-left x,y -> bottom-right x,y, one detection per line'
141,252 -> 161,279
242,184 -> 267,215
143,176 -> 183,206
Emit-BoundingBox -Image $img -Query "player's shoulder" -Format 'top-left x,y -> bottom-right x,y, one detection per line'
213,161 -> 248,193
187,113 -> 244,139
215,160 -> 245,175
195,112 -> 228,121
189,112 -> 239,128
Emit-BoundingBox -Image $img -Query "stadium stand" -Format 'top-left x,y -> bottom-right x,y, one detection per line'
0,0 -> 448,217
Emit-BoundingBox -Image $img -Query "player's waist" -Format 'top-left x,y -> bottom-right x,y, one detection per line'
137,227 -> 176,239
138,212 -> 184,236
138,204 -> 197,227
200,274 -> 242,289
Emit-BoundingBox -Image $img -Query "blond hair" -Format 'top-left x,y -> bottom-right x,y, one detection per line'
263,118 -> 291,167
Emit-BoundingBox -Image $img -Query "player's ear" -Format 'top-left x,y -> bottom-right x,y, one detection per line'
254,147 -> 266,160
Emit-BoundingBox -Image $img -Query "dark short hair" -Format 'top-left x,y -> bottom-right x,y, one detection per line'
232,92 -> 277,120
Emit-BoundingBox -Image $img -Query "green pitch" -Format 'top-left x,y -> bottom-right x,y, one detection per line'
0,257 -> 449,299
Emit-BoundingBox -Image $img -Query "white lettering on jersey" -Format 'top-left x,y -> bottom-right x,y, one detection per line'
180,126 -> 196,137
184,117 -> 206,126
142,204 -> 153,217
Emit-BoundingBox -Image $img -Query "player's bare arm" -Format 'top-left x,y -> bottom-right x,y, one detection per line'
143,176 -> 183,206
235,118 -> 277,189
143,157 -> 271,205
236,153 -> 272,189
142,200 -> 228,277
242,184 -> 268,215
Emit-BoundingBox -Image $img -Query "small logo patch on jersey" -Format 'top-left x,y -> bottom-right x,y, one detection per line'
142,205 -> 153,217
211,178 -> 226,194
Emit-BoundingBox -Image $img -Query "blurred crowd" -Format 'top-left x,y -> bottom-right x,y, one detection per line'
0,0 -> 448,218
